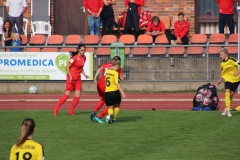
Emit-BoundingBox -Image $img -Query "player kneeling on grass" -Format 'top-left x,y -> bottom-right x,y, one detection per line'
104,57 -> 126,124
216,48 -> 240,117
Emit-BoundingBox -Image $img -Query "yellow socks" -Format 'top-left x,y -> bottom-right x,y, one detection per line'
108,108 -> 113,115
113,107 -> 120,120
225,92 -> 231,111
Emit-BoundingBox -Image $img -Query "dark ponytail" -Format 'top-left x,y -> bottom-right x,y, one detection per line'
69,43 -> 86,58
16,118 -> 35,147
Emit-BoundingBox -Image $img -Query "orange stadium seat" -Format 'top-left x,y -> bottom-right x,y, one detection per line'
60,48 -> 77,52
26,48 -> 41,52
29,35 -> 46,45
154,34 -> 169,44
228,33 -> 238,44
83,35 -> 100,54
65,34 -> 82,45
47,35 -> 64,45
227,33 -> 238,55
186,34 -> 207,55
159,16 -> 170,30
42,48 -> 58,52
208,33 -> 226,55
96,35 -> 117,56
119,34 -> 135,55
132,35 -> 153,56
168,47 -> 185,55
20,35 -> 28,45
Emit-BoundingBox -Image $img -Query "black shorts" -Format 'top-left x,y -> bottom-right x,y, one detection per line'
104,90 -> 121,106
225,81 -> 240,92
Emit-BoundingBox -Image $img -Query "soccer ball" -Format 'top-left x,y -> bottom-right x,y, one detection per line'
29,86 -> 37,94
198,88 -> 207,96
203,97 -> 211,106
195,93 -> 203,102
105,115 -> 111,123
205,90 -> 212,98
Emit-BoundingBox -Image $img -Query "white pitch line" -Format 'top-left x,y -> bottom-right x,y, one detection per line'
0,98 -> 231,102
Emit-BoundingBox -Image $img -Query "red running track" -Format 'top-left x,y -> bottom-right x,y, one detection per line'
0,93 -> 239,110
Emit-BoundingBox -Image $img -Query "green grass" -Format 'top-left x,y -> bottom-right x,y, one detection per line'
1,110 -> 239,160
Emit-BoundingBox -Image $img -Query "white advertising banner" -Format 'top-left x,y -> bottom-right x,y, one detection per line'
0,52 -> 93,80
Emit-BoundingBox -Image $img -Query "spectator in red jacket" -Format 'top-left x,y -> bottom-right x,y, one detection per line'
216,0 -> 235,34
146,16 -> 166,42
124,0 -> 145,42
166,12 -> 189,45
84,0 -> 103,35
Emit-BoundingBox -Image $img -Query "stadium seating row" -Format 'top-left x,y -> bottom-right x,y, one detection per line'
7,33 -> 238,56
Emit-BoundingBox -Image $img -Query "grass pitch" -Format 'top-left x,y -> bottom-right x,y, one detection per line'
0,110 -> 239,160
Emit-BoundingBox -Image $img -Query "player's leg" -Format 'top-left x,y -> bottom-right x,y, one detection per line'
105,92 -> 114,124
68,80 -> 82,115
112,91 -> 121,122
53,78 -> 72,116
230,81 -> 240,112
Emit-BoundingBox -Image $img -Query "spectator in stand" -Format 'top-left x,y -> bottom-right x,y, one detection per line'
1,19 -> 13,51
146,16 -> 166,42
84,0 -> 103,36
166,12 -> 189,45
216,0 -> 235,34
101,0 -> 116,36
124,0 -> 145,42
10,33 -> 22,52
6,0 -> 27,35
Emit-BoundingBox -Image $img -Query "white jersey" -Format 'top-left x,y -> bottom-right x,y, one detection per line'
6,0 -> 27,17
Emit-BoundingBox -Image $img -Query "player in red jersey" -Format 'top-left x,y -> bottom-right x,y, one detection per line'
90,56 -> 124,123
53,44 -> 89,116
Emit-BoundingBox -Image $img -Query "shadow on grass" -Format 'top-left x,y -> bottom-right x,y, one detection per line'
117,116 -> 142,122
53,111 -> 90,116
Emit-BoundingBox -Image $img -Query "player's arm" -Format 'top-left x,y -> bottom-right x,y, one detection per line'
36,145 -> 45,160
116,83 -> 126,98
118,68 -> 125,82
81,69 -> 89,79
66,62 -> 72,82
114,71 -> 126,98
94,66 -> 103,83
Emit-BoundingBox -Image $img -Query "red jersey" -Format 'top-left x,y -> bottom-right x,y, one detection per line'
125,0 -> 145,15
174,20 -> 190,39
146,21 -> 166,33
216,0 -> 235,14
98,62 -> 123,84
84,0 -> 104,15
68,54 -> 86,80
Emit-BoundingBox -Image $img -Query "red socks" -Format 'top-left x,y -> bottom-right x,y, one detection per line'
97,107 -> 108,118
94,98 -> 105,114
54,94 -> 69,111
69,97 -> 80,113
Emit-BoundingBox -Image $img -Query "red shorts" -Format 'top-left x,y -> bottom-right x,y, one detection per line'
65,76 -> 82,91
97,81 -> 106,98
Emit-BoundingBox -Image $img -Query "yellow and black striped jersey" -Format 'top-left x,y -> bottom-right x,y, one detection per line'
10,140 -> 45,160
221,57 -> 240,83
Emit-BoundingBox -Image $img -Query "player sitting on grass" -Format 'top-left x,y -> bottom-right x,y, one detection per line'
90,56 -> 124,123
103,57 -> 126,124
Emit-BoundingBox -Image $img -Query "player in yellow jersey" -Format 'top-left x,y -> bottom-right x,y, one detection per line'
104,57 -> 126,124
216,48 -> 240,117
10,118 -> 45,160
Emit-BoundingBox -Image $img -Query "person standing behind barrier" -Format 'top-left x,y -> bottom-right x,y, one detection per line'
0,19 -> 13,51
53,44 -> 89,116
6,0 -> 27,35
216,48 -> 240,117
84,0 -> 103,35
90,56 -> 125,123
10,118 -> 45,160
10,33 -> 21,52
216,0 -> 235,34
146,16 -> 166,42
166,12 -> 189,45
124,0 -> 145,42
105,57 -> 126,124
101,0 -> 116,36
